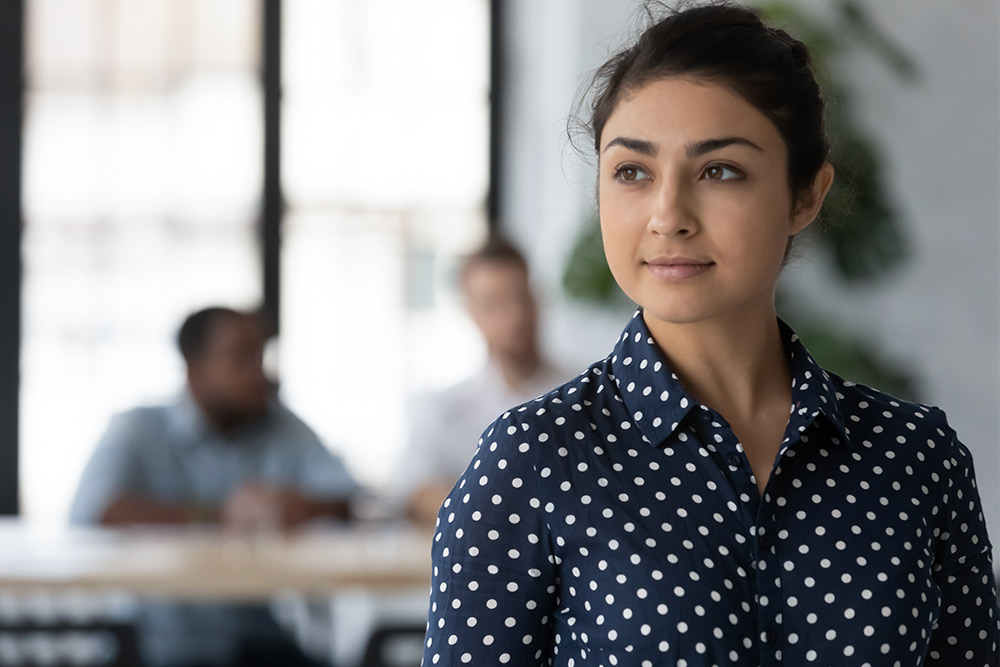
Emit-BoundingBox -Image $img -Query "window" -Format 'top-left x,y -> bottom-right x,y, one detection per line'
19,0 -> 492,520
280,0 -> 491,485
22,0 -> 263,522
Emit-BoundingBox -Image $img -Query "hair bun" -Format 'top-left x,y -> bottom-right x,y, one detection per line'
769,27 -> 810,68
789,41 -> 810,68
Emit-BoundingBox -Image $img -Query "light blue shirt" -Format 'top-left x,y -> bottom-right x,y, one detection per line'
70,392 -> 360,666
71,392 -> 359,524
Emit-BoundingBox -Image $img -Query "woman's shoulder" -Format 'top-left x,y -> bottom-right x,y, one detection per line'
823,369 -> 960,454
473,358 -> 618,457
502,356 -> 616,417
830,370 -> 939,416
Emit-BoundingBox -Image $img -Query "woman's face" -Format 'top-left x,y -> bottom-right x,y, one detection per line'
598,76 -> 828,332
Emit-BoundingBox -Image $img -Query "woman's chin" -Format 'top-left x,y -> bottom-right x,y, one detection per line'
638,301 -> 720,328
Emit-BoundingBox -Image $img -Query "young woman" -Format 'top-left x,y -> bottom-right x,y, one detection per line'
421,4 -> 999,665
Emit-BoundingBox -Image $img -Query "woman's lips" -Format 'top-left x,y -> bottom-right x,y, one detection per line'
645,258 -> 714,280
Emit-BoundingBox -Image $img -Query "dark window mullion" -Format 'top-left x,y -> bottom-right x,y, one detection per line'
262,0 -> 283,333
487,0 -> 503,229
0,0 -> 24,516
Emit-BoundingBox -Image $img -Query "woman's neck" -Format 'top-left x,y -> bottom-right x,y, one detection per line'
643,305 -> 791,423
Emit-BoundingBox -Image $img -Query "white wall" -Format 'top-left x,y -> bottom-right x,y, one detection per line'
498,0 -> 1000,548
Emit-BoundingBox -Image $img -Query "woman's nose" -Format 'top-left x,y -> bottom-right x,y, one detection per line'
647,179 -> 697,237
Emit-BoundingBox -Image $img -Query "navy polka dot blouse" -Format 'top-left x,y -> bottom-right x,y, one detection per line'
422,310 -> 999,666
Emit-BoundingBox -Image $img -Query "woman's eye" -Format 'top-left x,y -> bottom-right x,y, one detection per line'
613,165 -> 650,183
703,164 -> 743,181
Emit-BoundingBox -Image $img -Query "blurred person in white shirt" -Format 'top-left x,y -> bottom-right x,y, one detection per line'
395,235 -> 570,525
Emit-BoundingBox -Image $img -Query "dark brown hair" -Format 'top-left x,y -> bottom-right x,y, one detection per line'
460,234 -> 529,284
579,2 -> 829,202
177,307 -> 271,363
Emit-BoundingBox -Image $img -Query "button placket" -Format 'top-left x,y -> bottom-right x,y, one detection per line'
754,478 -> 784,666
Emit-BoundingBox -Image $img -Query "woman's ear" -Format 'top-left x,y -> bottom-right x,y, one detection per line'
791,162 -> 835,234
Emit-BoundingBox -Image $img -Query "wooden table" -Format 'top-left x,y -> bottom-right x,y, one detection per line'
0,520 -> 433,600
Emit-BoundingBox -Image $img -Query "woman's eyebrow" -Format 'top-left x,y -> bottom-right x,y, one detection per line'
602,136 -> 657,156
602,135 -> 764,157
686,136 -> 763,157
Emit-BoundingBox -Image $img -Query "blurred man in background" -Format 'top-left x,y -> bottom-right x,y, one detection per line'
71,306 -> 358,667
395,236 -> 569,525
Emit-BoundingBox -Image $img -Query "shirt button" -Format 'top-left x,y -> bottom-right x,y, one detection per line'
726,454 -> 742,468
758,533 -> 773,551
763,628 -> 779,645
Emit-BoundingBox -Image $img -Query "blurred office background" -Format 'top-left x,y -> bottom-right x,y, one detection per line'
2,0 -> 997,547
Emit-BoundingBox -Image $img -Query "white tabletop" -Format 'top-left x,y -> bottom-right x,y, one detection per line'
0,519 -> 433,600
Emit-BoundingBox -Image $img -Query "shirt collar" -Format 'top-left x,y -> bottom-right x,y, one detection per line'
610,309 -> 848,449
168,389 -> 282,448
781,319 -> 848,444
608,310 -> 698,448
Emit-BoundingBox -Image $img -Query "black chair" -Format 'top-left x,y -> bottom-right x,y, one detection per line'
358,624 -> 425,667
0,620 -> 144,666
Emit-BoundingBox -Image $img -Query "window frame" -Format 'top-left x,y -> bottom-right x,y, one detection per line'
0,0 -> 24,516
